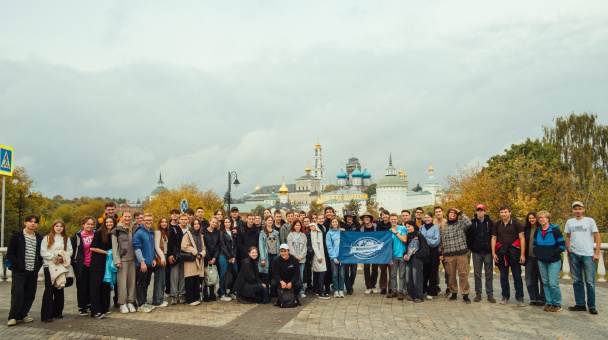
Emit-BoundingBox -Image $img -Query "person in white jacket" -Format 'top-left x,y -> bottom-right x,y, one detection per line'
309,223 -> 329,299
40,220 -> 73,322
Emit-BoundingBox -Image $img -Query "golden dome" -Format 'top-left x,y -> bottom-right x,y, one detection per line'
403,171 -> 408,179
315,142 -> 322,150
429,165 -> 434,172
306,166 -> 311,174
254,185 -> 261,191
279,179 -> 288,195
398,168 -> 403,177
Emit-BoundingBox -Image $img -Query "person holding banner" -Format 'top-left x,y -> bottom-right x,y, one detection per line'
342,211 -> 359,295
376,210 -> 392,295
360,213 -> 380,294
387,213 -> 408,300
326,217 -> 345,298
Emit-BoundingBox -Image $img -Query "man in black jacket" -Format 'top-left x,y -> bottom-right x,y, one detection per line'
6,215 -> 43,326
167,214 -> 189,304
270,244 -> 303,298
236,214 -> 259,270
230,207 -> 246,233
342,211 -> 359,295
376,210 -> 392,294
466,204 -> 496,303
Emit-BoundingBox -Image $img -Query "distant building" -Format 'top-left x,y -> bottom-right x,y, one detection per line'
336,156 -> 372,192
148,172 -> 168,201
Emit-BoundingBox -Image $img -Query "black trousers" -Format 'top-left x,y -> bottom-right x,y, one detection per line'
89,271 -> 110,315
184,276 -> 200,303
136,267 -> 153,306
423,246 -> 440,296
303,260 -> 312,289
76,265 -> 91,309
41,267 -> 65,320
165,264 -> 172,295
270,278 -> 303,297
8,270 -> 38,320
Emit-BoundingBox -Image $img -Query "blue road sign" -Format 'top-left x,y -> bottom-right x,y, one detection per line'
0,144 -> 13,176
180,199 -> 188,213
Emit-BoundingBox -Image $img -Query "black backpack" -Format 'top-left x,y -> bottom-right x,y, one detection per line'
275,288 -> 299,308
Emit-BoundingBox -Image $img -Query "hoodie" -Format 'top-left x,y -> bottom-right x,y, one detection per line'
466,214 -> 493,254
133,226 -> 156,266
326,229 -> 341,262
236,225 -> 259,260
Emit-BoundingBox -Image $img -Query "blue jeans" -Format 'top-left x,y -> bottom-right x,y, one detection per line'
525,257 -> 545,302
538,260 -> 561,306
299,263 -> 305,295
152,266 -> 166,306
344,263 -> 358,291
218,255 -> 238,296
331,262 -> 345,292
570,253 -> 596,308
405,257 -> 424,300
498,262 -> 524,300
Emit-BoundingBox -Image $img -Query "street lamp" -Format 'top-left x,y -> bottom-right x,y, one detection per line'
226,171 -> 240,213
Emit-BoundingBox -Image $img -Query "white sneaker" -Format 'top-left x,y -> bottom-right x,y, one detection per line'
139,304 -> 152,313
372,288 -> 380,294
189,301 -> 200,306
7,319 -> 16,326
221,295 -> 232,302
127,303 -> 136,313
365,289 -> 372,295
339,291 -> 345,298
157,301 -> 169,308
120,305 -> 129,314
230,293 -> 237,300
426,295 -> 433,300
300,293 -> 307,298
334,291 -> 340,298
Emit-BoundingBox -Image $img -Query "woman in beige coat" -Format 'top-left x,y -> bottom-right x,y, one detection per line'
181,218 -> 206,306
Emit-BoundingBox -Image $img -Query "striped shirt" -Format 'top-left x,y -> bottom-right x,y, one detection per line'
24,230 -> 37,271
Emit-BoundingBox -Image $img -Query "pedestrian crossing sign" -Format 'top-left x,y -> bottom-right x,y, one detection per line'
0,144 -> 13,176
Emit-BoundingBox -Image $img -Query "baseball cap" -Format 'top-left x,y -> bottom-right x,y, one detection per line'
571,201 -> 584,208
475,204 -> 486,211
230,207 -> 239,212
279,244 -> 290,250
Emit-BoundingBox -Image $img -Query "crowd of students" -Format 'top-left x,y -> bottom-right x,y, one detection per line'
5,200 -> 602,326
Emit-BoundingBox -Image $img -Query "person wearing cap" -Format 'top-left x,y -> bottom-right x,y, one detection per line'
270,244 -> 303,300
342,211 -> 359,295
360,212 -> 379,294
230,207 -> 246,233
466,204 -> 495,303
564,201 -> 601,315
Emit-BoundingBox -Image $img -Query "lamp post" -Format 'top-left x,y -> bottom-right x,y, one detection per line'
226,171 -> 240,213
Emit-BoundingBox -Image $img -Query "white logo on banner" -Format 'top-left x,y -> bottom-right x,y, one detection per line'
349,237 -> 384,260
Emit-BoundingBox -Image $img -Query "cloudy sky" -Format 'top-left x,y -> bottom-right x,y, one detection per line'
1,1 -> 607,201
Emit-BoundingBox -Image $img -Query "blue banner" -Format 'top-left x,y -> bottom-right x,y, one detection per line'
338,231 -> 392,264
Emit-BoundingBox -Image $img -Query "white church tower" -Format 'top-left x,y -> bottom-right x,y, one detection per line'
313,142 -> 327,190
375,153 -> 408,214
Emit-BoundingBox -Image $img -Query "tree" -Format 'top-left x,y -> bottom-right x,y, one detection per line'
342,199 -> 362,218
143,183 -> 224,222
365,183 -> 377,196
364,200 -> 379,219
251,204 -> 266,216
323,184 -> 339,193
308,200 -> 324,215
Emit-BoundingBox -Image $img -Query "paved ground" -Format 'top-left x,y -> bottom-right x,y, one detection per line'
1,272 -> 606,339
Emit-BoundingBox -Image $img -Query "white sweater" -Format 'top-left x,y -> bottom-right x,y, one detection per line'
41,234 -> 74,267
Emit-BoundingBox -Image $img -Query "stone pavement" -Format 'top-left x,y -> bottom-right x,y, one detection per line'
1,273 -> 606,340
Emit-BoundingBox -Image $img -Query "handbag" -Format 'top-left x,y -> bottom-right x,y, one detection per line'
204,264 -> 219,286
156,236 -> 166,267
223,264 -> 236,292
179,250 -> 196,262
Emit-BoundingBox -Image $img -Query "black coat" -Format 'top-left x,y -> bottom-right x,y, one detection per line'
219,229 -> 237,259
6,230 -> 43,274
70,230 -> 93,279
167,224 -> 187,260
466,214 -> 493,254
236,225 -> 259,260
233,257 -> 263,298
203,227 -> 220,263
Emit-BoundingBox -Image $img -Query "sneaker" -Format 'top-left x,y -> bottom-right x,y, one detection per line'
568,305 -> 587,312
169,297 -> 177,305
94,313 -> 105,319
127,303 -> 136,313
334,291 -> 340,298
365,289 -> 372,295
543,304 -> 552,312
229,293 -> 237,300
78,308 -> 88,316
589,308 -> 598,315
406,295 -> 414,302
20,316 -> 33,323
553,305 -> 562,312
444,288 -> 451,298
346,289 -> 353,295
318,293 -> 330,300
397,292 -> 404,300
300,293 -> 307,298
516,299 -> 526,307
372,288 -> 380,294
339,291 -> 345,298
474,294 -> 481,302
487,296 -> 496,303
189,301 -> 200,306
463,295 -> 471,304
7,319 -> 16,326
139,304 -> 153,313
42,318 -> 53,323
386,291 -> 397,298
500,297 -> 509,305
156,301 -> 169,308
104,309 -> 112,315
529,300 -> 538,306
426,295 -> 433,300
449,294 -> 458,301
120,305 -> 129,314
380,289 -> 387,294
221,295 -> 232,302
414,299 -> 423,303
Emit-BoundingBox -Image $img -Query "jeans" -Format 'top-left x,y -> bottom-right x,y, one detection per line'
570,253 -> 596,308
152,266 -> 166,306
405,257 -> 424,300
525,257 -> 545,302
472,252 -> 493,296
498,262 -> 524,300
136,267 -> 153,305
539,260 -> 561,306
314,271 -> 326,295
9,270 -> 38,320
299,263 -> 305,294
41,267 -> 64,320
344,263 -> 358,291
331,261 -> 345,291
170,261 -> 185,297
390,257 -> 406,293
218,255 -> 238,296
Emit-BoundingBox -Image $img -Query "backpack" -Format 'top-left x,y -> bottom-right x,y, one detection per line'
275,288 -> 299,308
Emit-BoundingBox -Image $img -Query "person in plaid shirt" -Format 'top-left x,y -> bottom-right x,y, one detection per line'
439,208 -> 472,303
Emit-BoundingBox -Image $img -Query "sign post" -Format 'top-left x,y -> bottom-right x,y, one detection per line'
0,144 -> 14,248
180,199 -> 188,213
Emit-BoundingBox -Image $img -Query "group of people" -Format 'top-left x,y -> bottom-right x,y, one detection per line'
5,200 -> 602,327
